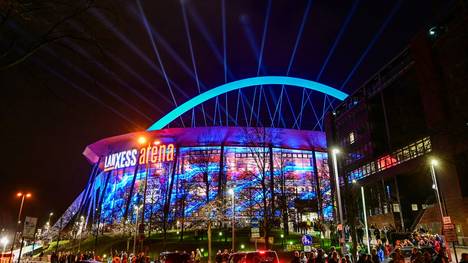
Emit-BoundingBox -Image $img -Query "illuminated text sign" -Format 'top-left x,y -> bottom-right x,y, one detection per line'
104,143 -> 174,171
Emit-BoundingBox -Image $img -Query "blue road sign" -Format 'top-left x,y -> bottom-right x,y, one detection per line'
302,234 -> 313,246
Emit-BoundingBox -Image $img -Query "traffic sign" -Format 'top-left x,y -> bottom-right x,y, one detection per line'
443,223 -> 457,242
443,224 -> 454,230
251,218 -> 260,238
251,228 -> 260,238
304,246 -> 311,252
444,229 -> 457,242
301,234 -> 313,246
251,218 -> 259,228
23,217 -> 38,239
443,216 -> 452,224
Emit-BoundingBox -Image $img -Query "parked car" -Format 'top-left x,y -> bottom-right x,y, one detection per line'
229,250 -> 280,263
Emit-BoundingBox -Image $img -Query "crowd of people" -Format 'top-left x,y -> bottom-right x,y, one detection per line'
289,225 -> 468,263
214,249 -> 233,263
289,246 -> 466,263
49,251 -> 97,263
41,225 -> 467,263
109,249 -> 203,263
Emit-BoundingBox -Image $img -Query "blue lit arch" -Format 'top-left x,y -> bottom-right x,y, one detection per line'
148,76 -> 348,130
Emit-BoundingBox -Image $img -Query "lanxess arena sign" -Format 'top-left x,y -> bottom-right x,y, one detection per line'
103,143 -> 175,171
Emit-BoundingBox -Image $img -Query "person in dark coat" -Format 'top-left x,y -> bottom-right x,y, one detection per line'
371,249 -> 380,263
291,251 -> 300,263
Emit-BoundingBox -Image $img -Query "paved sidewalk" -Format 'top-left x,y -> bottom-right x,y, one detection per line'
449,245 -> 467,263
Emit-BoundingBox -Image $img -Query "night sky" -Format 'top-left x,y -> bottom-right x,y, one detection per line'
0,0 -> 454,229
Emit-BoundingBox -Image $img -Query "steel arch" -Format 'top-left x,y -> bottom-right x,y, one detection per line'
147,76 -> 348,130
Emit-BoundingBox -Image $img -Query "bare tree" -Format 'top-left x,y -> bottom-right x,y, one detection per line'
274,148 -> 290,236
243,126 -> 278,248
0,0 -> 111,71
146,176 -> 162,238
189,148 -> 215,205
174,179 -> 186,241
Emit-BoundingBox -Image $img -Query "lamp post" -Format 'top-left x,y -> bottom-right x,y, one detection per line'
429,159 -> 458,262
331,148 -> 346,254
280,234 -> 284,249
9,192 -> 31,263
78,216 -> 85,252
16,193 -> 31,224
429,159 -> 444,220
353,180 -> 370,254
48,212 -> 54,226
228,188 -> 235,252
133,205 -> 143,256
47,212 -> 54,237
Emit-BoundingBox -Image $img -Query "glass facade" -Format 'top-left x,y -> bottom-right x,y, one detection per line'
94,145 -> 333,229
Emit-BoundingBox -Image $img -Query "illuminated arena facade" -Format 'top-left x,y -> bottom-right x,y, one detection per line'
46,76 -> 350,235
51,126 -> 333,235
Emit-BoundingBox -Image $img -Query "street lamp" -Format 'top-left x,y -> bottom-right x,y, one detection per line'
353,180 -> 370,254
77,216 -> 85,252
133,204 -> 143,255
428,158 -> 459,262
9,192 -> 31,263
228,188 -> 235,252
47,212 -> 54,232
16,192 -> 32,224
429,159 -> 444,221
330,148 -> 346,254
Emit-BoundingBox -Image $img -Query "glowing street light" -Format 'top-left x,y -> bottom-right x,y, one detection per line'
47,212 -> 54,231
228,188 -> 235,251
9,192 -> 31,263
429,158 -> 444,221
16,192 -> 32,224
133,204 -> 143,255
78,216 -> 85,252
137,136 -> 147,145
353,180 -> 370,253
330,148 -> 346,254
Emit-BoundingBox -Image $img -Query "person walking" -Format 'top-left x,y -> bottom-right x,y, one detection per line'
316,249 -> 325,263
307,251 -> 317,263
459,253 -> 468,263
291,251 -> 300,263
215,250 -> 223,263
195,249 -> 201,263
433,247 -> 449,263
370,249 -> 380,263
329,251 -> 340,263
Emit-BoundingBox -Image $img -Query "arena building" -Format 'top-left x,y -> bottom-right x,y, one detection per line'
54,127 -> 333,235
47,76 -> 349,237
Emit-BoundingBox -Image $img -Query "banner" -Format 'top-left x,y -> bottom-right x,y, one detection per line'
23,217 -> 38,239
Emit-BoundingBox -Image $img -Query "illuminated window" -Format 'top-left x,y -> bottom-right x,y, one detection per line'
349,132 -> 355,144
